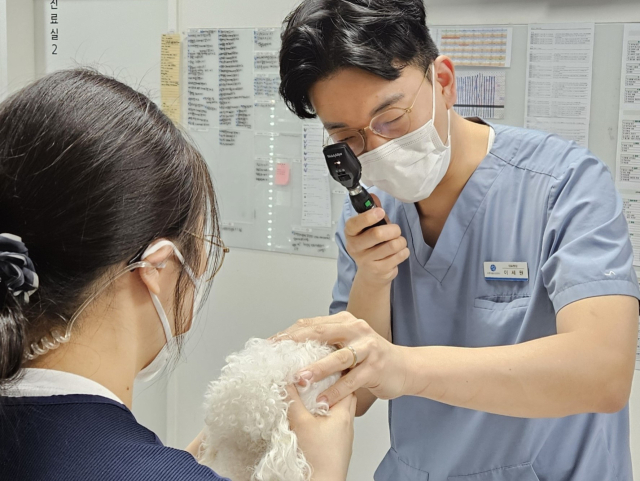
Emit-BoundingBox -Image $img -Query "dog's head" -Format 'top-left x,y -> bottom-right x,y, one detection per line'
201,338 -> 340,481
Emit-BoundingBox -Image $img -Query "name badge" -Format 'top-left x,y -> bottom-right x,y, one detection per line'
484,262 -> 528,281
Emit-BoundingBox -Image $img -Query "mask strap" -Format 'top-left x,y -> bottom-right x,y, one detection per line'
446,104 -> 451,146
24,239 -> 197,362
23,258 -> 159,361
432,63 -> 437,120
148,292 -> 174,342
141,240 -> 186,343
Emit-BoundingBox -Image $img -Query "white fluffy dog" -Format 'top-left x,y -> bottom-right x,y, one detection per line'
200,338 -> 341,481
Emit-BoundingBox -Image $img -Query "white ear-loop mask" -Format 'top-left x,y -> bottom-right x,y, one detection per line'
359,64 -> 452,203
23,240 -> 204,368
135,240 -> 201,383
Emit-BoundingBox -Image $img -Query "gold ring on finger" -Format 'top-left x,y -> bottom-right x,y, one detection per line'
346,345 -> 358,369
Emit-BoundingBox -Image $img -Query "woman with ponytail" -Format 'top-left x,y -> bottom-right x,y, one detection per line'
0,69 -> 355,481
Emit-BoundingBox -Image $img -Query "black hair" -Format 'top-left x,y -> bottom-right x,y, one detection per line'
279,0 -> 440,119
0,69 -> 220,387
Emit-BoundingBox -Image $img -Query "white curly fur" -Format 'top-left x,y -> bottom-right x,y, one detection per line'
201,338 -> 340,481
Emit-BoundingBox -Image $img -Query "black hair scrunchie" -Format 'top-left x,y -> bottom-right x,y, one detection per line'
0,233 -> 39,305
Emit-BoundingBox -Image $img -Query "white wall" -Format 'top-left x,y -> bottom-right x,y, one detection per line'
0,1 -> 8,94
0,0 -> 34,98
0,1 -> 638,480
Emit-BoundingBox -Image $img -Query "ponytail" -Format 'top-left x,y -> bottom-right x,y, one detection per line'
0,70 -> 221,369
0,283 -> 26,384
0,233 -> 39,387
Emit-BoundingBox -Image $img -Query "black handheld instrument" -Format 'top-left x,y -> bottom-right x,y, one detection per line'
323,142 -> 386,230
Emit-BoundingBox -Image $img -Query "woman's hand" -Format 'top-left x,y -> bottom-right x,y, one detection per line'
286,385 -> 356,481
274,312 -> 412,407
185,428 -> 206,460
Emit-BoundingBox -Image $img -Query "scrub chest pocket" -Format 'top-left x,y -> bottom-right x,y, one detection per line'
375,449 -> 542,481
448,463 -> 539,481
375,448 -> 430,480
470,295 -> 531,347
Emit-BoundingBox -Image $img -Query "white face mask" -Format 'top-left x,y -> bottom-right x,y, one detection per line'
359,65 -> 452,204
135,240 -> 201,383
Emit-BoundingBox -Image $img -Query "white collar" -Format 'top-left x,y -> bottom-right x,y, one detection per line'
487,126 -> 496,155
3,368 -> 124,405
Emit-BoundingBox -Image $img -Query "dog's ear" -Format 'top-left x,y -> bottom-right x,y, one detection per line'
253,409 -> 311,481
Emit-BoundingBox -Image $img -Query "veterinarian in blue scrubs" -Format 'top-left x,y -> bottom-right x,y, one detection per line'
0,70 -> 356,481
275,1 -> 640,480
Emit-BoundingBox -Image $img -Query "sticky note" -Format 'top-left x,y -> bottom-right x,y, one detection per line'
275,163 -> 290,186
161,34 -> 182,124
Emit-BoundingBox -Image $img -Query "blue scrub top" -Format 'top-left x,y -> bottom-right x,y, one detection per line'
331,123 -> 640,481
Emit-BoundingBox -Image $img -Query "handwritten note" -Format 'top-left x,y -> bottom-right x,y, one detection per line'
291,228 -> 332,255
161,34 -> 182,124
275,163 -> 290,186
255,158 -> 271,183
301,123 -> 332,228
254,29 -> 279,50
254,75 -> 280,98
254,52 -> 279,72
219,129 -> 241,147
187,30 -> 218,129
219,29 -> 253,130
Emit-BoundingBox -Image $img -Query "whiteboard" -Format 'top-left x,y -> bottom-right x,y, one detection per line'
21,6 -> 628,259
183,28 -> 346,258
181,23 -> 628,259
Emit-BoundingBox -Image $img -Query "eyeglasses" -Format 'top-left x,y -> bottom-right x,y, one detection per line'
187,231 -> 229,282
129,233 -> 229,283
324,69 -> 430,157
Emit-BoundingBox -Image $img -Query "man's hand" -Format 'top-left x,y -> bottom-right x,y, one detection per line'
274,312 -> 411,406
344,194 -> 409,288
